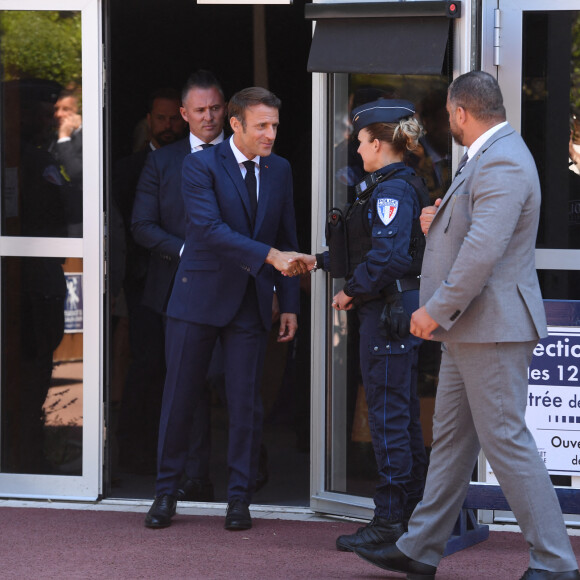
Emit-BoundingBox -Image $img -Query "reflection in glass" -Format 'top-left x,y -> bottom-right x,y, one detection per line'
522,11 -> 580,299
327,73 -> 450,500
0,11 -> 82,238
1,257 -> 83,475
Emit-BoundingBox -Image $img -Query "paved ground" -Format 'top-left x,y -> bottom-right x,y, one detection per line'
0,501 -> 579,579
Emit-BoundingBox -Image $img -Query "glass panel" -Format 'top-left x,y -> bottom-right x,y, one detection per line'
326,73 -> 450,500
0,11 -> 83,238
1,256 -> 83,475
521,10 -> 580,298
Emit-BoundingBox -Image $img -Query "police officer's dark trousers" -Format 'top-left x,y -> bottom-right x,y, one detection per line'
357,294 -> 427,521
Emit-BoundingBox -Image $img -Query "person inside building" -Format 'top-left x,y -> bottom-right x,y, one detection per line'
294,98 -> 430,552
144,86 -> 305,531
113,87 -> 185,475
409,88 -> 452,203
129,70 -> 226,500
2,79 -> 68,474
51,88 -> 83,237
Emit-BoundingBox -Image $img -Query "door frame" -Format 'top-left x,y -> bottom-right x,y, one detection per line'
483,0 -> 580,273
308,4 -> 473,519
0,0 -> 103,500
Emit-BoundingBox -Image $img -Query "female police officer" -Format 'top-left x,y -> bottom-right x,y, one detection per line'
295,99 -> 430,552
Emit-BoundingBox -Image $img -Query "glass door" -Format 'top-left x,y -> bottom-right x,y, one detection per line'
308,5 -> 474,512
480,0 -> 580,518
484,0 -> 580,288
0,0 -> 102,499
308,2 -> 472,519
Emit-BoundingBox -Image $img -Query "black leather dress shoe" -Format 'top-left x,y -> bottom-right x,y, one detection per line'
144,494 -> 177,529
519,569 -> 580,580
225,499 -> 252,530
336,517 -> 404,552
176,478 -> 214,502
354,544 -> 437,580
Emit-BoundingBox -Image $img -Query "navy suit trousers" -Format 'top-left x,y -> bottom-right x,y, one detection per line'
156,280 -> 269,502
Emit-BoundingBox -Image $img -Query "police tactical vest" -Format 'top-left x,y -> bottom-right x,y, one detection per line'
345,170 -> 429,280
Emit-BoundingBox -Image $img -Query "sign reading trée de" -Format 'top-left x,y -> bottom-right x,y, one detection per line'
527,328 -> 580,475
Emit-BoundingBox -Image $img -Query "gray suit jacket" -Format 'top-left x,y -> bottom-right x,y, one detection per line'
420,123 -> 547,343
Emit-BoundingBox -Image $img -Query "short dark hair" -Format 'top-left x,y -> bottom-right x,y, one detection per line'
147,87 -> 181,113
448,71 -> 506,123
228,87 -> 281,128
181,70 -> 224,104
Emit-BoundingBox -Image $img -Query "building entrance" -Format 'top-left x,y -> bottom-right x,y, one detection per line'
105,0 -> 313,507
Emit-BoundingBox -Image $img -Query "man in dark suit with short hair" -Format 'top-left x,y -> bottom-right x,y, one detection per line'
144,86 -> 306,531
113,87 -> 185,475
130,71 -> 227,499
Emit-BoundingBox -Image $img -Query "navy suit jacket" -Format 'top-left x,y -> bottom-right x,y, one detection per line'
131,138 -> 190,313
167,138 -> 300,330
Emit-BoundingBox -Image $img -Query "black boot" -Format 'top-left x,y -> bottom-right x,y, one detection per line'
336,517 -> 404,552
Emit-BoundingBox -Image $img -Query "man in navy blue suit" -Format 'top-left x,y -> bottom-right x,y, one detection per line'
145,87 -> 306,530
132,71 -> 227,315
131,71 -> 227,500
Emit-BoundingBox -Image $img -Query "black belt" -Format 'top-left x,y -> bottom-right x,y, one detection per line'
353,276 -> 421,307
383,276 -> 421,296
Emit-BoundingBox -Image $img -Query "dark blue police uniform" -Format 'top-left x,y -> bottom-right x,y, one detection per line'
317,98 -> 429,552
345,162 -> 427,522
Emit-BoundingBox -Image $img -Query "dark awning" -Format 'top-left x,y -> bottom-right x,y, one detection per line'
305,2 -> 457,75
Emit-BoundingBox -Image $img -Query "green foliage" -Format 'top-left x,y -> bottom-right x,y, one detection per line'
572,13 -> 580,114
0,11 -> 81,87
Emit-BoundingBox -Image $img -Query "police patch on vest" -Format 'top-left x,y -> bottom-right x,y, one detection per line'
377,198 -> 398,226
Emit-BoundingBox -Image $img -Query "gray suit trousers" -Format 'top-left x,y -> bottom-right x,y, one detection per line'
398,341 -> 577,571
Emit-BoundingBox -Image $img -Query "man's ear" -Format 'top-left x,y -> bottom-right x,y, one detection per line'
230,115 -> 240,133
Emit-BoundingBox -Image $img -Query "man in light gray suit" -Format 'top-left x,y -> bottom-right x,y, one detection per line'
354,72 -> 580,580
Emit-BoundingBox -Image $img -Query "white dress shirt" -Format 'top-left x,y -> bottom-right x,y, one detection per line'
229,137 -> 261,200
189,131 -> 224,153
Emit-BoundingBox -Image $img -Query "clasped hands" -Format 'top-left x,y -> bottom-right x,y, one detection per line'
285,253 -> 353,312
266,249 -> 316,278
